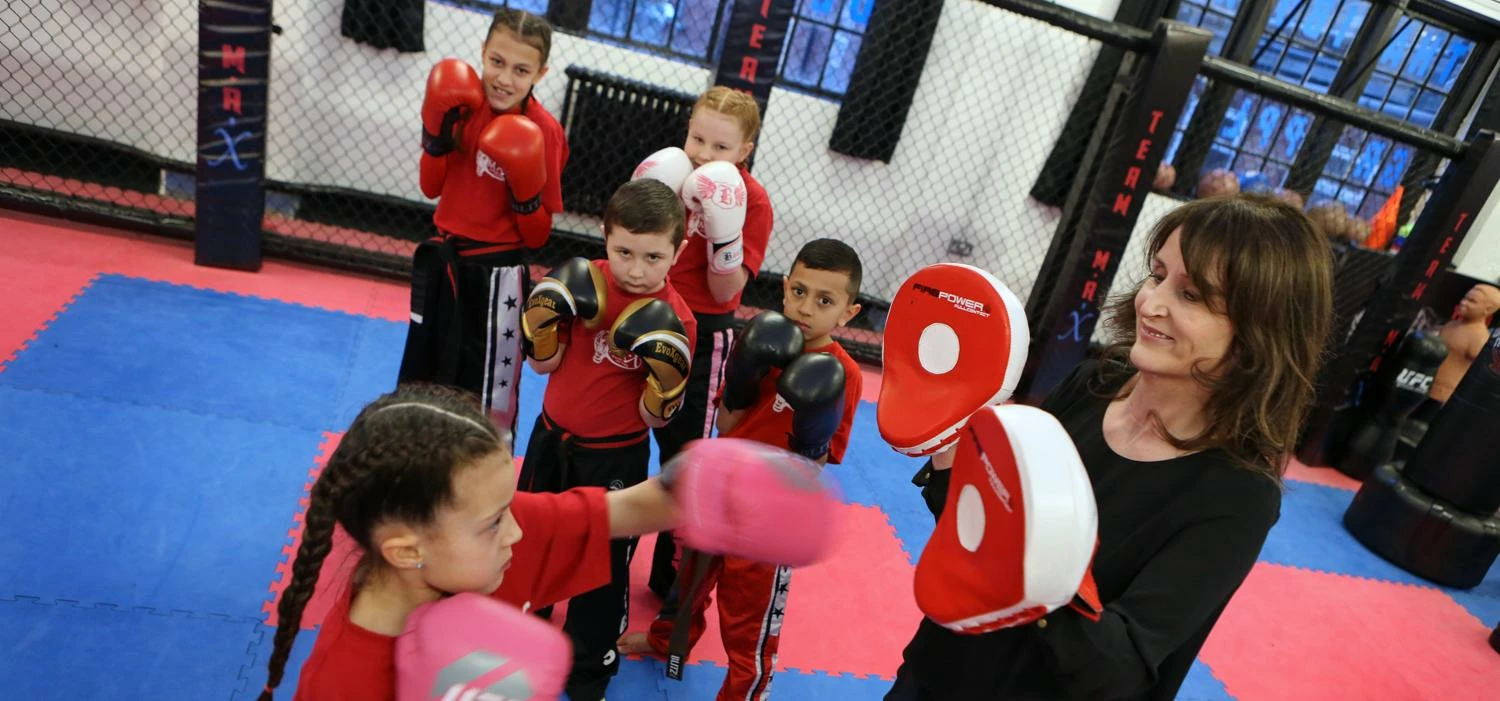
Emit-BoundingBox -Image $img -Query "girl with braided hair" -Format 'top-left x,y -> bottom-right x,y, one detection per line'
259,384 -> 681,700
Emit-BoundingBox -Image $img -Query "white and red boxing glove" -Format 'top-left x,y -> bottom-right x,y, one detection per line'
631,146 -> 694,192
661,437 -> 839,567
913,405 -> 1101,634
877,263 -> 1029,456
681,161 -> 748,275
396,593 -> 571,701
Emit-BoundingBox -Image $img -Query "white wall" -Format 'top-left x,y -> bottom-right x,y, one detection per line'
1441,0 -> 1500,24
0,1 -> 198,163
1054,0 -> 1124,20
1452,178 -> 1500,282
0,0 -> 1120,302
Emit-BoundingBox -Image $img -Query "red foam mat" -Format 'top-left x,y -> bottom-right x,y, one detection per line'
1283,458 -> 1362,491
1201,562 -> 1498,700
1,209 -> 409,322
621,502 -> 918,679
0,256 -> 96,371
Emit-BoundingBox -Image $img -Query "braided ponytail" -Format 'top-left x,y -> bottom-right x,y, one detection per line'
258,469 -> 344,700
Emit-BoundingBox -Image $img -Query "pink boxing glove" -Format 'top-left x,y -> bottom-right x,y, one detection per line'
396,592 -> 571,701
661,437 -> 839,567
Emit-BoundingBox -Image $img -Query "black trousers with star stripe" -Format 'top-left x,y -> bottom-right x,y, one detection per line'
397,232 -> 528,443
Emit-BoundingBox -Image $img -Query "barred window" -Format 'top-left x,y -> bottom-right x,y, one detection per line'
778,0 -> 875,97
586,0 -> 731,63
1204,0 -> 1370,188
1317,14 -> 1477,217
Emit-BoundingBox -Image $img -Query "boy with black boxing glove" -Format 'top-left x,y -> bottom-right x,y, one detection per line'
618,238 -> 866,700
518,178 -> 698,701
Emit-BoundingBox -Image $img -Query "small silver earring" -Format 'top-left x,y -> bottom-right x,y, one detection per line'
415,562 -> 425,570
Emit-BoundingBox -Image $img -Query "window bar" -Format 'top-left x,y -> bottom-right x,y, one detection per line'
624,0 -> 640,43
705,0 -> 731,67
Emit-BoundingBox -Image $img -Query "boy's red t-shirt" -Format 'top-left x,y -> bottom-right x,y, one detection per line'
542,259 -> 698,438
432,96 -> 568,247
290,487 -> 611,701
669,164 -> 773,315
720,339 -> 863,463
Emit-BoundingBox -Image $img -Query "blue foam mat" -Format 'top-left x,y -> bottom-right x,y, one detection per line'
0,597 -> 263,700
1262,480 -> 1500,605
0,386 -> 324,617
0,275 -> 384,431
329,316 -> 409,428
1177,659 -> 1235,701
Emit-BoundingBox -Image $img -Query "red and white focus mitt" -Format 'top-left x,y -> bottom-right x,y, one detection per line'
662,437 -> 840,567
396,592 -> 571,701
913,404 -> 1101,634
877,263 -> 1029,456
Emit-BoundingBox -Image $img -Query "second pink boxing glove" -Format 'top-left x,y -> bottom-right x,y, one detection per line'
396,593 -> 571,701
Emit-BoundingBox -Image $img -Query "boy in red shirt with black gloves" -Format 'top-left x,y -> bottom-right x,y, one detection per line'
630,87 -> 777,597
619,238 -> 866,700
517,178 -> 698,701
398,9 -> 567,441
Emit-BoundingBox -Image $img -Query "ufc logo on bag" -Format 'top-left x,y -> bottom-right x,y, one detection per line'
1396,369 -> 1433,393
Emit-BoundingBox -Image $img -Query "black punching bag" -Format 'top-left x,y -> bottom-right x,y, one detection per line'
1338,330 -> 1448,480
1343,463 -> 1500,589
1402,332 -> 1500,513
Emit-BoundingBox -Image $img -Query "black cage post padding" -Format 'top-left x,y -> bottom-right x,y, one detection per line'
1015,20 -> 1212,405
827,0 -> 943,163
196,0 -> 273,272
341,0 -> 425,53
1298,131 -> 1500,467
547,0 -> 594,34
713,0 -> 795,115
1021,52 -> 1140,334
1029,0 -> 1173,207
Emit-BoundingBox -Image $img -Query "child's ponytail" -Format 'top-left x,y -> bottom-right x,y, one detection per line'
257,465 -> 346,700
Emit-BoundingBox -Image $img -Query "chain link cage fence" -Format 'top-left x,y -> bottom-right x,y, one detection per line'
7,1 -> 1475,364
1,0 -> 1133,364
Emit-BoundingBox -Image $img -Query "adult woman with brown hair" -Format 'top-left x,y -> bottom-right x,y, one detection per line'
892,194 -> 1336,701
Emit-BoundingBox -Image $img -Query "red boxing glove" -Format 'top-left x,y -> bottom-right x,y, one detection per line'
396,593 -> 571,701
913,405 -> 1101,634
661,438 -> 839,567
477,115 -> 551,248
421,59 -> 483,158
419,59 -> 484,198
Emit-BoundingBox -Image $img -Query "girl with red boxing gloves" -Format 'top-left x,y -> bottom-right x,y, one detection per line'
399,8 -> 568,442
